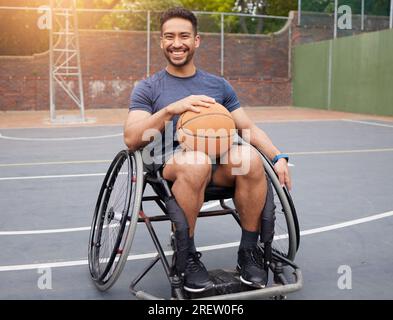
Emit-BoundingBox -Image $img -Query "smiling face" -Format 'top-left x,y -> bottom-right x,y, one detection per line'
160,17 -> 200,69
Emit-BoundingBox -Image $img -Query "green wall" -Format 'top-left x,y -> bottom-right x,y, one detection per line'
293,28 -> 393,116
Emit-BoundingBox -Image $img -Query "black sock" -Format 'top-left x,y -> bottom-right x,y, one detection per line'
239,228 -> 259,250
189,236 -> 197,254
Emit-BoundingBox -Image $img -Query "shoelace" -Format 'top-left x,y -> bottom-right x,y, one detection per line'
186,252 -> 205,273
241,248 -> 264,267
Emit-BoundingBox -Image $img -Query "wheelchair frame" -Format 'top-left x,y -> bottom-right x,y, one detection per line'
88,149 -> 303,300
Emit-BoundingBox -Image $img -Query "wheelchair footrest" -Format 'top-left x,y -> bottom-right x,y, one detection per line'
185,269 -> 257,299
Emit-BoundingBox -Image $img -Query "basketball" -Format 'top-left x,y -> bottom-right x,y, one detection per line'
176,103 -> 236,158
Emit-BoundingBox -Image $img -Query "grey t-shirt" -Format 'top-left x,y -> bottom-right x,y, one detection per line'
129,69 -> 241,164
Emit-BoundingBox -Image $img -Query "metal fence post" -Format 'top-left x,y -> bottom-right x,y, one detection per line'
220,13 -> 224,77
288,23 -> 292,79
361,0 -> 364,31
73,0 -> 85,122
334,0 -> 338,39
147,10 -> 151,77
49,0 -> 55,121
390,0 -> 393,29
298,0 -> 301,26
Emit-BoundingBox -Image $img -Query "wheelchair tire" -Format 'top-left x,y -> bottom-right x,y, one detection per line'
88,149 -> 144,291
260,153 -> 300,261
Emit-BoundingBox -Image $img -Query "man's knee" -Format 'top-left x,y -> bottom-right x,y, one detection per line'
225,145 -> 264,177
164,151 -> 212,186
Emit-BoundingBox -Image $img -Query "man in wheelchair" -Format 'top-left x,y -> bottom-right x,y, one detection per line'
123,7 -> 291,293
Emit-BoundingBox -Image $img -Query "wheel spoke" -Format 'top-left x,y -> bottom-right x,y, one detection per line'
88,151 -> 141,289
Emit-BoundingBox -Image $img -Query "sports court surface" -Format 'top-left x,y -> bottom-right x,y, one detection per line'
0,107 -> 392,300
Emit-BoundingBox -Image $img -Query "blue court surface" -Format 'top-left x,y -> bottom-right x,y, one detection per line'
0,118 -> 392,300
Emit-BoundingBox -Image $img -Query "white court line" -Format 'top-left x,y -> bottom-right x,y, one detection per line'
288,148 -> 393,156
342,119 -> 393,128
0,160 -> 111,168
1,147 -> 392,170
0,132 -> 122,141
0,200 -> 229,235
0,173 -> 106,181
0,210 -> 392,272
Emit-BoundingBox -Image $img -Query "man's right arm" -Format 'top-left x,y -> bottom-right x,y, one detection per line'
124,95 -> 216,151
123,108 -> 173,151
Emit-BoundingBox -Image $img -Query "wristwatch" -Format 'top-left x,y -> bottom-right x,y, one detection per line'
272,153 -> 289,165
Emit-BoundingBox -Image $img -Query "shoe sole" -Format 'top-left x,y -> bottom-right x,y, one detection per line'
183,282 -> 214,293
237,265 -> 266,289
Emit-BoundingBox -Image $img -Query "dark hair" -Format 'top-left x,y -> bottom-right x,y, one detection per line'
160,7 -> 198,35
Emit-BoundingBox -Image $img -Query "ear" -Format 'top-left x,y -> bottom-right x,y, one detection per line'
160,36 -> 163,50
195,34 -> 201,49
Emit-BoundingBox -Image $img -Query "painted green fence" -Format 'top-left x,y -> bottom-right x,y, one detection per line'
293,28 -> 393,116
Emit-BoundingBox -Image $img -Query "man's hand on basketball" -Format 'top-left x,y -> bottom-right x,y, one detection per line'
166,95 -> 215,115
274,159 -> 292,191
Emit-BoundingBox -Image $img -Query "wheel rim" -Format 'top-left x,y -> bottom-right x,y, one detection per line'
89,151 -> 135,283
270,182 -> 294,260
259,152 -> 298,261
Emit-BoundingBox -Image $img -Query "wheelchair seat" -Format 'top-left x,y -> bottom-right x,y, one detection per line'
204,184 -> 235,201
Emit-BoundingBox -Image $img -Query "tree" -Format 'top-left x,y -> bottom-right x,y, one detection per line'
76,0 -> 124,29
233,0 -> 297,34
234,0 -> 266,33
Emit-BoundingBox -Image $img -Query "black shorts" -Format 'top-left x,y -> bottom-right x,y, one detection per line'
143,146 -> 220,182
143,136 -> 244,179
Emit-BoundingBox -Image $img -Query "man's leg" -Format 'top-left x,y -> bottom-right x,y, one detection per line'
212,145 -> 267,230
212,145 -> 268,288
162,150 -> 214,292
163,150 -> 212,237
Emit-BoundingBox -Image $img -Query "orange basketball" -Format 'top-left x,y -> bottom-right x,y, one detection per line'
176,103 -> 236,158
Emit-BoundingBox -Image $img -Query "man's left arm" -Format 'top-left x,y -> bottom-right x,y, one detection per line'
231,107 -> 292,190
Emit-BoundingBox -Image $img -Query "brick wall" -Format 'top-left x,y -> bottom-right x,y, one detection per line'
0,24 -> 291,111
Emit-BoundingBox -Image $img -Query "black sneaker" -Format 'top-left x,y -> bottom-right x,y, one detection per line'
237,247 -> 268,288
183,252 -> 214,293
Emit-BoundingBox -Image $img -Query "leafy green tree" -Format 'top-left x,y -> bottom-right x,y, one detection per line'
95,0 -> 182,31
232,0 -> 297,34
76,0 -> 123,28
180,0 -> 235,12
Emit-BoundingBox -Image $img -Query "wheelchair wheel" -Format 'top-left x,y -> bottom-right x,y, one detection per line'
260,154 -> 300,261
88,149 -> 144,291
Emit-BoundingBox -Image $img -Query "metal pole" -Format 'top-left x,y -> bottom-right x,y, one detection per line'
147,10 -> 151,77
49,0 -> 55,121
65,9 -> 70,74
334,0 -> 338,39
288,23 -> 292,79
327,40 -> 333,111
361,0 -> 364,31
73,0 -> 85,121
220,13 -> 224,77
390,0 -> 393,29
298,0 -> 301,26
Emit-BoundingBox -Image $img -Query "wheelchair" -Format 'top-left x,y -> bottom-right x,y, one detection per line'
88,146 -> 303,300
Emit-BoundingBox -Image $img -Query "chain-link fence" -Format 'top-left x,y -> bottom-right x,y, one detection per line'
0,7 -> 288,53
298,0 -> 393,38
0,6 -> 293,112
